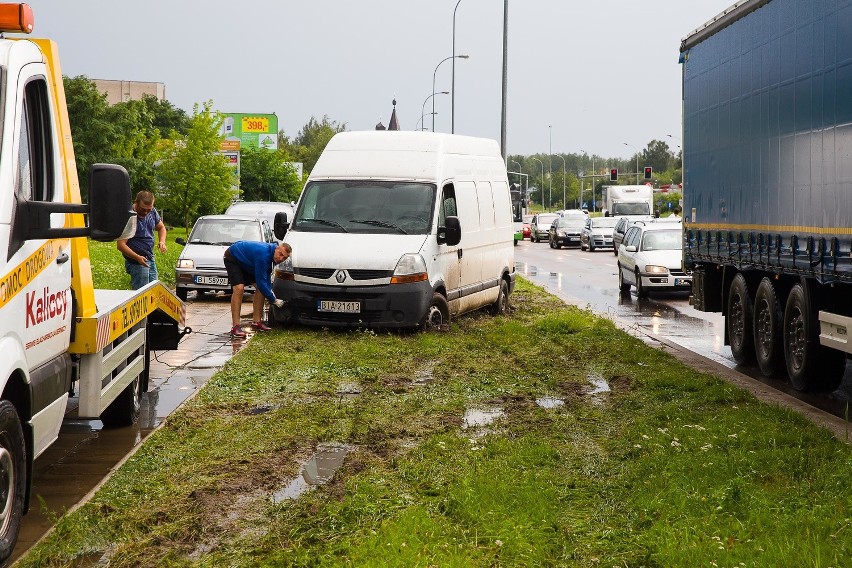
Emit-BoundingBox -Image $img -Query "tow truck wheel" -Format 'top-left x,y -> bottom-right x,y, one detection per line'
0,401 -> 26,564
100,376 -> 142,427
175,286 -> 188,301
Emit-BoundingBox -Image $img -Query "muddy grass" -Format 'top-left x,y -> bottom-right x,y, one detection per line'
18,278 -> 852,567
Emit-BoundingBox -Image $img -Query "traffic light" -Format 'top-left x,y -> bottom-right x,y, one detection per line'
610,168 -> 618,182
644,166 -> 653,180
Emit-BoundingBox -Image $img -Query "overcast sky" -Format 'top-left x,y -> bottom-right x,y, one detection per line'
26,0 -> 736,160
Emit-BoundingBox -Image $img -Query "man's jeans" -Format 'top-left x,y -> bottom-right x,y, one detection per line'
125,257 -> 158,290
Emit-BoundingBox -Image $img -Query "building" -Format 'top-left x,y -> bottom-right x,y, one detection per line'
91,79 -> 165,105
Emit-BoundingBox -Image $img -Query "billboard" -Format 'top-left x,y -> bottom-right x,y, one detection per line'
221,113 -> 278,150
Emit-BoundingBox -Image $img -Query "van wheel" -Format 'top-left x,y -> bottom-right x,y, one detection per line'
100,375 -> 142,427
176,287 -> 188,301
489,279 -> 510,316
422,293 -> 450,331
0,401 -> 25,566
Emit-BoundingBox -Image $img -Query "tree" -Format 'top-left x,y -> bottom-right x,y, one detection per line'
64,75 -> 121,198
279,115 -> 346,174
644,139 -> 676,174
239,146 -> 302,202
156,101 -> 233,231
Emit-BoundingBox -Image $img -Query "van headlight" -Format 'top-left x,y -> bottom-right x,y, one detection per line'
391,254 -> 428,284
275,257 -> 294,281
177,259 -> 194,269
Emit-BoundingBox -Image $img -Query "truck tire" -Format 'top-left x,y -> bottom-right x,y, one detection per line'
421,293 -> 449,331
100,375 -> 142,427
783,283 -> 845,391
753,278 -> 784,377
727,274 -> 754,365
489,279 -> 510,315
0,401 -> 26,565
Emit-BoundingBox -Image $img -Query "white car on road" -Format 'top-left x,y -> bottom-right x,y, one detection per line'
616,222 -> 691,298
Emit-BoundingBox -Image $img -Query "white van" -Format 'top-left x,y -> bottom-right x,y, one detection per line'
271,131 -> 515,329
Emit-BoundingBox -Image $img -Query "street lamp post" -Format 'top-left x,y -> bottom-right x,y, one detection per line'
531,157 -> 545,210
623,142 -> 640,183
552,153 -> 566,210
434,55 -> 468,132
452,0 -> 464,134
420,91 -> 448,131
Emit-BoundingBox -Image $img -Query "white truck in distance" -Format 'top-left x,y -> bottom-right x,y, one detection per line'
602,185 -> 654,218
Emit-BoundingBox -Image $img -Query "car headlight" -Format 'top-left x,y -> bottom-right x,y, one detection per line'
391,253 -> 428,284
177,259 -> 194,269
557,231 -> 566,237
645,265 -> 668,274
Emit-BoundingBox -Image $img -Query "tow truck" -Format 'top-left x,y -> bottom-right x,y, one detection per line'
0,4 -> 185,562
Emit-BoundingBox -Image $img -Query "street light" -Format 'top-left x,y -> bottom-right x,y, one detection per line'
421,91 -> 448,131
452,0 -> 464,133
531,157 -> 545,210
623,142 -> 640,184
552,153 -> 566,210
434,55 -> 468,132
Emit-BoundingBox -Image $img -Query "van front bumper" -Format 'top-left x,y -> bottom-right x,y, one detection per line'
272,277 -> 433,328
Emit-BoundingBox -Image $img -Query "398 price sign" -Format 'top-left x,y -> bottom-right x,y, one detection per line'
241,116 -> 269,132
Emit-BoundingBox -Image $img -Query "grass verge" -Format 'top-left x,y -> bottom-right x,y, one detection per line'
88,228 -> 186,290
19,278 -> 852,567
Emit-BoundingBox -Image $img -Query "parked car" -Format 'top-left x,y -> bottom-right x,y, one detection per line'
580,216 -> 619,251
548,215 -> 585,248
225,200 -> 295,241
612,215 -> 656,256
530,213 -> 559,242
522,214 -> 532,240
174,215 -> 277,300
616,221 -> 691,298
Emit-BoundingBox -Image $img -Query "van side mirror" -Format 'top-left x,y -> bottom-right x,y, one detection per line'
438,216 -> 462,246
273,211 -> 289,239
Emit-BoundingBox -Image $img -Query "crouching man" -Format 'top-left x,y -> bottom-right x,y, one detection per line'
223,241 -> 292,338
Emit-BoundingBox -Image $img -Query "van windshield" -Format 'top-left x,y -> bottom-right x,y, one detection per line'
292,181 -> 437,234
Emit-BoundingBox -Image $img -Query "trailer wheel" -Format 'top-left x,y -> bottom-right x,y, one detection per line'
489,279 -> 510,315
421,293 -> 450,331
100,375 -> 142,427
0,401 -> 26,565
783,283 -> 845,391
753,278 -> 784,377
727,274 -> 754,365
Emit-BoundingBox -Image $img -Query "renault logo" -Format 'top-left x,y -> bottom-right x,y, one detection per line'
335,270 -> 346,283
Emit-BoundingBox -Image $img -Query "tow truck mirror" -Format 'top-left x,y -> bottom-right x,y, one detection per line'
89,164 -> 134,242
273,211 -> 289,240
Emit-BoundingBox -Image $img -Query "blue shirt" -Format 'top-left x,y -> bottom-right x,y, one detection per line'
127,209 -> 161,259
228,241 -> 278,302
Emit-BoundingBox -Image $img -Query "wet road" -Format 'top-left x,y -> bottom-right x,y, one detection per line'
515,239 -> 852,411
12,294 -> 247,564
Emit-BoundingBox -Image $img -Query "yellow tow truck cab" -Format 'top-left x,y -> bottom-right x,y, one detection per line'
0,4 -> 185,561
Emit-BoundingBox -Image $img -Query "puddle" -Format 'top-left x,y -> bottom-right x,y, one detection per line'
535,396 -> 565,409
462,407 -> 505,429
272,443 -> 353,503
336,382 -> 362,398
412,361 -> 438,385
588,373 -> 611,405
186,352 -> 232,369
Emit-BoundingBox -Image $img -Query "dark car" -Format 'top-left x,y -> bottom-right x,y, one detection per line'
548,216 -> 585,248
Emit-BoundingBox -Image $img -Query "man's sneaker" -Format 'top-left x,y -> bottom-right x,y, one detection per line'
231,325 -> 247,338
251,321 -> 272,332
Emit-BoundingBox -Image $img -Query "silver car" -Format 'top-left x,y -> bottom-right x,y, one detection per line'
174,215 -> 277,300
529,213 -> 559,243
580,216 -> 618,251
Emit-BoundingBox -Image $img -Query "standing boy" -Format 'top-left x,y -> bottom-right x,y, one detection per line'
117,190 -> 167,289
224,241 -> 291,338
